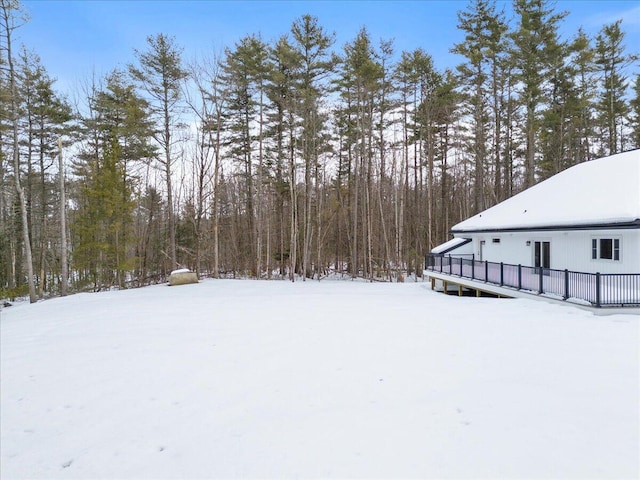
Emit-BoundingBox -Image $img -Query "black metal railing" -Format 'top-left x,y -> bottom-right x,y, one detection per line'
425,254 -> 640,307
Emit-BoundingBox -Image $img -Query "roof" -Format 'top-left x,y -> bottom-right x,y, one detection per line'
431,237 -> 472,254
452,150 -> 640,233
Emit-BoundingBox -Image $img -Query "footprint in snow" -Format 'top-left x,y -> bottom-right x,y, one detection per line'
456,408 -> 471,425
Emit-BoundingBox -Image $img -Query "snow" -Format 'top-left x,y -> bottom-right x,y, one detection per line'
170,268 -> 192,275
452,149 -> 640,232
430,237 -> 471,254
1,279 -> 638,479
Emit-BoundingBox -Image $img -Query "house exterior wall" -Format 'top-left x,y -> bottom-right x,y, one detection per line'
455,228 -> 640,274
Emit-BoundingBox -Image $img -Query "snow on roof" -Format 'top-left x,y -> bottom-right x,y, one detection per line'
452,150 -> 640,233
431,237 -> 472,254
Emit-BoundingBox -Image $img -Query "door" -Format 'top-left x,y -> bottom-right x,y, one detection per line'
534,241 -> 550,270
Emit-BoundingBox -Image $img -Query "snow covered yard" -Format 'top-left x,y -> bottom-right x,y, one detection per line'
1,279 -> 638,479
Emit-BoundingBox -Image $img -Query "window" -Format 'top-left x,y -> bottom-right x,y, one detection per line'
592,238 -> 620,261
534,241 -> 551,269
600,239 -> 613,259
492,238 -> 501,244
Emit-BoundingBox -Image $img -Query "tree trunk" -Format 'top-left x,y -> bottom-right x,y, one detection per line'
58,138 -> 68,296
2,2 -> 36,302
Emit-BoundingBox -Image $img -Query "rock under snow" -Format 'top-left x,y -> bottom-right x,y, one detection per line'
169,269 -> 198,286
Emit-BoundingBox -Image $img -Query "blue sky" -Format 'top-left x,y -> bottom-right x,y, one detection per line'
16,0 -> 640,95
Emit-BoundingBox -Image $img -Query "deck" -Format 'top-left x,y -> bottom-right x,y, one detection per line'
424,255 -> 640,315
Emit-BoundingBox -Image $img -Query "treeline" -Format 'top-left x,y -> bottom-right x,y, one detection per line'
1,0 -> 639,301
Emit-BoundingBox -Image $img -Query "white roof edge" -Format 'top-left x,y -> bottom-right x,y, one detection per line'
431,237 -> 472,254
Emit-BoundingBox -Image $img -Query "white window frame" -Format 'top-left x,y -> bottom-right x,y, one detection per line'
591,237 -> 621,261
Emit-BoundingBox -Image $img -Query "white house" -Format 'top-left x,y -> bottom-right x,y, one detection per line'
432,149 -> 640,275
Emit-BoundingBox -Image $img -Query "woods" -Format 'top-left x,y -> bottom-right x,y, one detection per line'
1,0 -> 639,299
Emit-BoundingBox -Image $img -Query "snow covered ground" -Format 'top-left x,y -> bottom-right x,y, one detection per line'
1,279 -> 638,479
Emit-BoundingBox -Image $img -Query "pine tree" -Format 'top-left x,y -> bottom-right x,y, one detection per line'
17,48 -> 73,297
337,27 -> 385,278
394,48 -> 440,267
290,15 -> 335,280
0,46 -> 11,291
453,0 -> 492,213
373,39 -> 396,279
569,28 -> 597,163
538,35 -> 573,179
220,34 -> 270,276
631,75 -> 640,149
129,33 -> 188,272
265,35 -> 302,278
594,20 -> 636,155
485,4 -> 509,203
511,0 -> 567,187
73,70 -> 154,289
73,140 -> 132,289
429,70 -> 461,244
0,0 -> 36,302
134,185 -> 165,284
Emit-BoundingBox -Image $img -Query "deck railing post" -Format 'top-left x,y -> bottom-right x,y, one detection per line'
460,258 -> 463,277
538,266 -> 544,294
471,259 -> 475,280
564,269 -> 569,300
517,265 -> 522,290
484,261 -> 488,283
449,255 -> 452,275
500,262 -> 504,286
596,272 -> 601,307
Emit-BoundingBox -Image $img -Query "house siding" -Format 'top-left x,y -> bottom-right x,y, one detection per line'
456,228 -> 639,274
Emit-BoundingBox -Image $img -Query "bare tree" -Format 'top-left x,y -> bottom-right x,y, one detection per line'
185,53 -> 226,277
